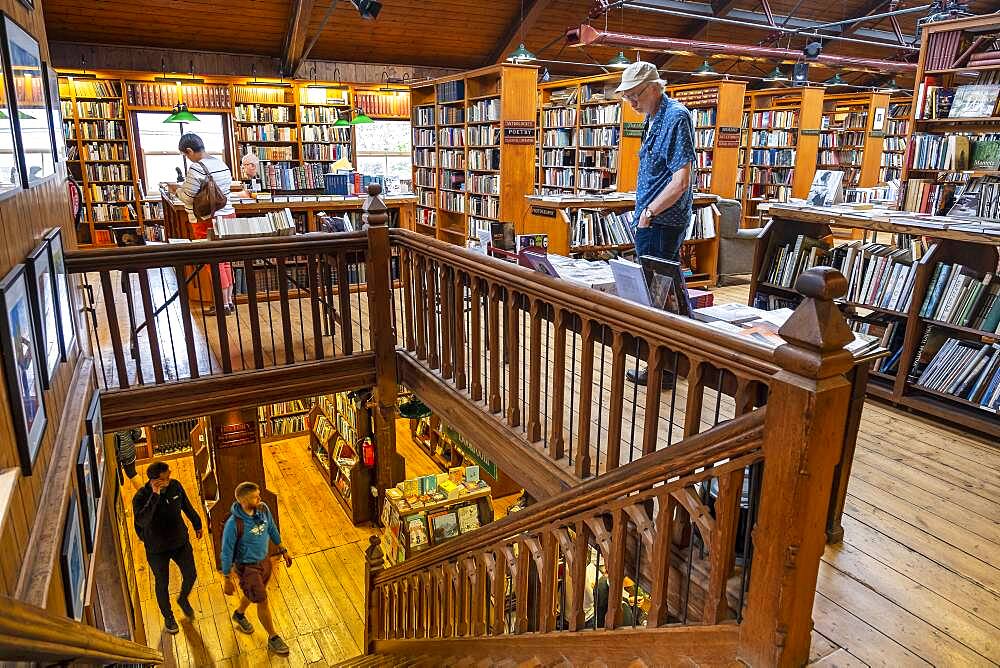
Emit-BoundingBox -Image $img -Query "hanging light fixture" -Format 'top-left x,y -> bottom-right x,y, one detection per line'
824,72 -> 846,86
350,108 -> 374,124
878,79 -> 902,94
164,71 -> 199,123
692,59 -> 717,77
67,55 -> 97,81
764,66 -> 789,82
607,51 -> 631,69
507,0 -> 536,63
333,109 -> 350,127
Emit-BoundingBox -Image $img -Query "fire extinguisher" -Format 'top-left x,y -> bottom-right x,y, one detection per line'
362,437 -> 375,467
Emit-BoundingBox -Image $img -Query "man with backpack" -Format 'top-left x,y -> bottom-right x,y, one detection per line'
220,481 -> 293,656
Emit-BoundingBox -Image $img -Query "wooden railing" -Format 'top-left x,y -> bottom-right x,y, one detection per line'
0,592 -> 161,664
66,231 -> 374,390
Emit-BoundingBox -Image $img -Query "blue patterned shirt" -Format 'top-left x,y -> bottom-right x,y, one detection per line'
635,95 -> 696,228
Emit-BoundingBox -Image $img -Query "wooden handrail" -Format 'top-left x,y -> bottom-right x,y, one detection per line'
390,229 -> 781,382
0,593 -> 161,664
375,407 -> 765,584
66,231 -> 368,272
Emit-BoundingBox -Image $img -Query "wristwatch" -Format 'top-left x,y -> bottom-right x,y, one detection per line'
642,207 -> 655,221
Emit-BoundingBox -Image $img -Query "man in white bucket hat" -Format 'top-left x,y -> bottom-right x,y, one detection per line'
618,61 -> 695,386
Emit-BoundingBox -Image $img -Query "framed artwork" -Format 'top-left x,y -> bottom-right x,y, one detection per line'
428,510 -> 460,544
24,237 -> 60,388
1,15 -> 53,186
17,0 -> 33,10
42,62 -> 64,162
86,391 -> 105,496
0,264 -> 46,475
44,228 -> 75,360
60,493 -> 86,621
76,436 -> 97,552
0,16 -> 18,195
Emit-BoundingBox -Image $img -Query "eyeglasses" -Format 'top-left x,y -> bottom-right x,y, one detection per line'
621,84 -> 649,104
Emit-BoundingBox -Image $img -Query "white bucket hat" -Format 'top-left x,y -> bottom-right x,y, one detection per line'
615,61 -> 665,94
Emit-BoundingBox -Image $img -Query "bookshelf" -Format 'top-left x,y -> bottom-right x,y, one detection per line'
258,398 -> 313,442
234,84 -> 304,191
664,80 -> 748,199
535,72 -> 642,197
737,87 -> 825,228
901,14 -> 1000,218
307,391 -> 372,524
409,63 -> 537,245
881,98 -> 912,183
749,203 -> 1000,438
59,76 -> 142,246
817,92 -> 891,190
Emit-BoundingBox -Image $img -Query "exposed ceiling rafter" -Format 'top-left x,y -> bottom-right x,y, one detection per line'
489,0 -> 556,65
281,0 -> 316,77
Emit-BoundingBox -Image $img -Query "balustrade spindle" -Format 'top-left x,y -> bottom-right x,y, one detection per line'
440,265 -> 453,380
454,270 -> 467,390
136,268 -> 166,383
604,508 -> 629,630
488,285 -> 502,413
684,359 -> 706,437
98,271 -> 129,388
470,279 -> 483,401
402,249 -> 415,352
575,319 -> 596,478
606,331 -> 628,471
276,257 -> 295,364
526,300 -> 543,442
506,290 -> 521,428
414,254 -> 427,360
548,309 -> 568,461
426,260 -> 439,370
307,254 -> 323,360
335,252 -> 354,356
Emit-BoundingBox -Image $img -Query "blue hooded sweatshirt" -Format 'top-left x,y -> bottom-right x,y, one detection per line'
220,501 -> 281,576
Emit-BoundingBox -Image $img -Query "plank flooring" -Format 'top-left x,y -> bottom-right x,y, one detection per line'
113,278 -> 999,667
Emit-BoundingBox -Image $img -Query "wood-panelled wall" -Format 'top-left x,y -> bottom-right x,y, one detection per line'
0,0 -> 87,607
49,41 -> 458,82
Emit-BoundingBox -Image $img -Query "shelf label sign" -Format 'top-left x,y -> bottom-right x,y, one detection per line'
503,120 -> 535,144
800,129 -> 821,136
530,206 -> 557,218
623,122 -> 644,137
717,126 -> 741,148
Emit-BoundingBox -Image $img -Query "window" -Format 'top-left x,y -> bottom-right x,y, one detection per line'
354,120 -> 412,193
134,112 -> 229,189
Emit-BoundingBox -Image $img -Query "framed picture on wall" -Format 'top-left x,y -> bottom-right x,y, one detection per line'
0,264 -> 47,475
43,63 -> 64,162
86,390 -> 105,496
24,237 -> 60,388
0,16 -> 18,195
76,436 -> 97,552
44,228 -> 75,360
60,493 -> 87,621
1,14 -> 53,186
17,0 -> 33,11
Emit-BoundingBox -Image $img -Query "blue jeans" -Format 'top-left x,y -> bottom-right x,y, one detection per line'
634,224 -> 686,262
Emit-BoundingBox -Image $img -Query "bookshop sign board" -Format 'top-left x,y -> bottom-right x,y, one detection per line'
717,126 -> 741,148
503,120 -> 535,144
623,122 -> 644,138
530,206 -> 557,218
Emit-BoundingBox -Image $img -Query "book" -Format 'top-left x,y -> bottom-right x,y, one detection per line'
972,139 -> 1000,170
457,505 -> 481,533
806,170 -> 844,207
948,84 -> 1000,118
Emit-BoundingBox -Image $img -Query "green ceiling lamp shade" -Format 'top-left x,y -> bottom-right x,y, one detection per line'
350,109 -> 374,124
165,102 -> 199,123
507,43 -> 536,63
607,51 -> 631,69
825,72 -> 846,86
692,59 -> 716,77
764,67 -> 789,82
878,78 -> 902,94
398,397 -> 431,419
333,111 -> 350,127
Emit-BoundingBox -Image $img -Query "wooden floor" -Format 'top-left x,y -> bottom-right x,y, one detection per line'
118,282 -> 1000,667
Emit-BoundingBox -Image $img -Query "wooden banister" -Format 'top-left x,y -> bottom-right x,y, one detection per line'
0,593 -> 162,664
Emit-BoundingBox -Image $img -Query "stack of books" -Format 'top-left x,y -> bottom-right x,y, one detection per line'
213,209 -> 295,238
920,263 -> 1000,332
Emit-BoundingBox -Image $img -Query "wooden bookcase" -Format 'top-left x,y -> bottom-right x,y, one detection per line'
749,204 -> 1000,438
58,68 -> 412,246
409,63 -> 537,246
901,13 -> 1000,214
738,86 -> 825,228
258,398 -> 312,442
881,97 -> 912,183
536,72 -> 643,196
664,80 -> 747,199
308,391 -> 373,524
59,77 -> 142,246
233,84 -> 301,190
297,84 -> 353,186
818,92 -> 891,190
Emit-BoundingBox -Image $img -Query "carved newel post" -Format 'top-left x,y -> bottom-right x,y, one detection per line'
365,184 -> 405,512
739,267 -> 855,667
364,535 -> 384,654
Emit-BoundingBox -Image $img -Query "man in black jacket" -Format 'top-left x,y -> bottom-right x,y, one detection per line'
133,461 -> 202,634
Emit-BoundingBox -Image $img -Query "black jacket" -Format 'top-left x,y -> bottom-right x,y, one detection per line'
133,479 -> 203,554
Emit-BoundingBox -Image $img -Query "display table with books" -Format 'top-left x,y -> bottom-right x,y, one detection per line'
752,202 -> 1000,438
380,466 -> 493,567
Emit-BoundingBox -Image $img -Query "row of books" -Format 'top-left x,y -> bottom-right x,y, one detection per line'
752,130 -> 797,147
761,235 -> 830,288
262,414 -> 308,437
468,98 -> 500,123
437,80 -> 464,103
581,104 -> 620,125
920,263 -> 1000,333
417,208 -> 436,227
438,127 -> 465,147
258,162 -> 327,190
687,205 -> 716,240
414,148 -> 435,167
579,148 -> 618,169
301,125 -> 352,143
906,133 -> 971,171
439,149 -> 464,169
468,216 -> 492,238
438,106 -> 464,125
468,173 -> 499,194
913,336 -> 1000,412
916,81 -> 1000,119
695,129 -> 715,149
468,147 -> 499,170
901,178 -> 956,215
82,142 -> 128,161
76,101 -> 122,118
543,108 -> 575,127
235,264 -> 312,294
213,210 -> 295,238
234,86 -> 290,105
541,168 -> 574,187
569,208 -> 635,248
65,79 -> 121,98
751,110 -> 799,129
579,169 -> 614,191
844,182 -> 899,203
440,169 -> 464,191
695,151 -> 713,169
950,176 -> 1000,221
580,126 -> 620,147
245,145 -> 295,160
90,203 -> 133,222
414,106 -> 434,126
748,148 -> 796,167
745,166 -> 793,185
302,144 -> 348,161
852,317 -> 906,375
541,148 -> 574,167
355,91 -> 410,118
835,241 -> 917,313
413,128 -> 435,146
440,190 -> 464,212
542,128 -> 574,147
417,189 -> 435,207
70,120 -> 127,140
236,125 -> 296,142
126,83 -> 231,109
85,163 -> 131,181
691,107 -> 716,127
300,88 -> 349,106
141,200 -> 163,220
819,131 -> 865,148
468,124 -> 500,146
822,111 -> 867,130
235,104 -> 292,123
818,149 -> 862,166
468,194 -> 499,218
89,184 -> 134,203
300,107 -> 342,124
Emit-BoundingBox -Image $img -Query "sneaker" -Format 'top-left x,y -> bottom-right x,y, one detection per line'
626,367 -> 676,389
268,635 -> 290,655
232,611 -> 254,635
164,615 -> 179,635
224,304 -> 235,316
177,596 -> 195,619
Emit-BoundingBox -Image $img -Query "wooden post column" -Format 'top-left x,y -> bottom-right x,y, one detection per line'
738,267 -> 856,667
365,185 -> 405,503
364,535 -> 384,654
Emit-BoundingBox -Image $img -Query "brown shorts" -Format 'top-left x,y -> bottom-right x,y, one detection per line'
235,558 -> 272,604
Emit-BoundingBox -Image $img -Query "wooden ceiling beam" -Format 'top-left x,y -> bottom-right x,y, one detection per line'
840,0 -> 893,36
489,0 -> 556,65
654,0 -> 740,70
281,0 -> 316,77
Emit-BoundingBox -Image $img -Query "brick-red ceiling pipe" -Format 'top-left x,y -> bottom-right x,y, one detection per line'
566,24 -> 917,74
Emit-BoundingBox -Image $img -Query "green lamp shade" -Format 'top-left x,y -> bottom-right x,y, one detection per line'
825,73 -> 845,86
764,67 -> 789,82
607,51 -> 631,69
350,111 -> 374,124
398,397 -> 431,419
165,103 -> 199,123
879,79 -> 901,93
692,59 -> 716,76
507,43 -> 536,63
333,116 -> 350,126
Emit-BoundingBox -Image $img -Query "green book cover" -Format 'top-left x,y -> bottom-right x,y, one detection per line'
972,140 -> 1000,170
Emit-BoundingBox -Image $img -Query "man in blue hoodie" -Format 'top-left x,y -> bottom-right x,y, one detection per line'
220,481 -> 292,656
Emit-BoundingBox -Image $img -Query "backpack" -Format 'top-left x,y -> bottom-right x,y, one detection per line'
228,502 -> 270,563
191,160 -> 228,220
